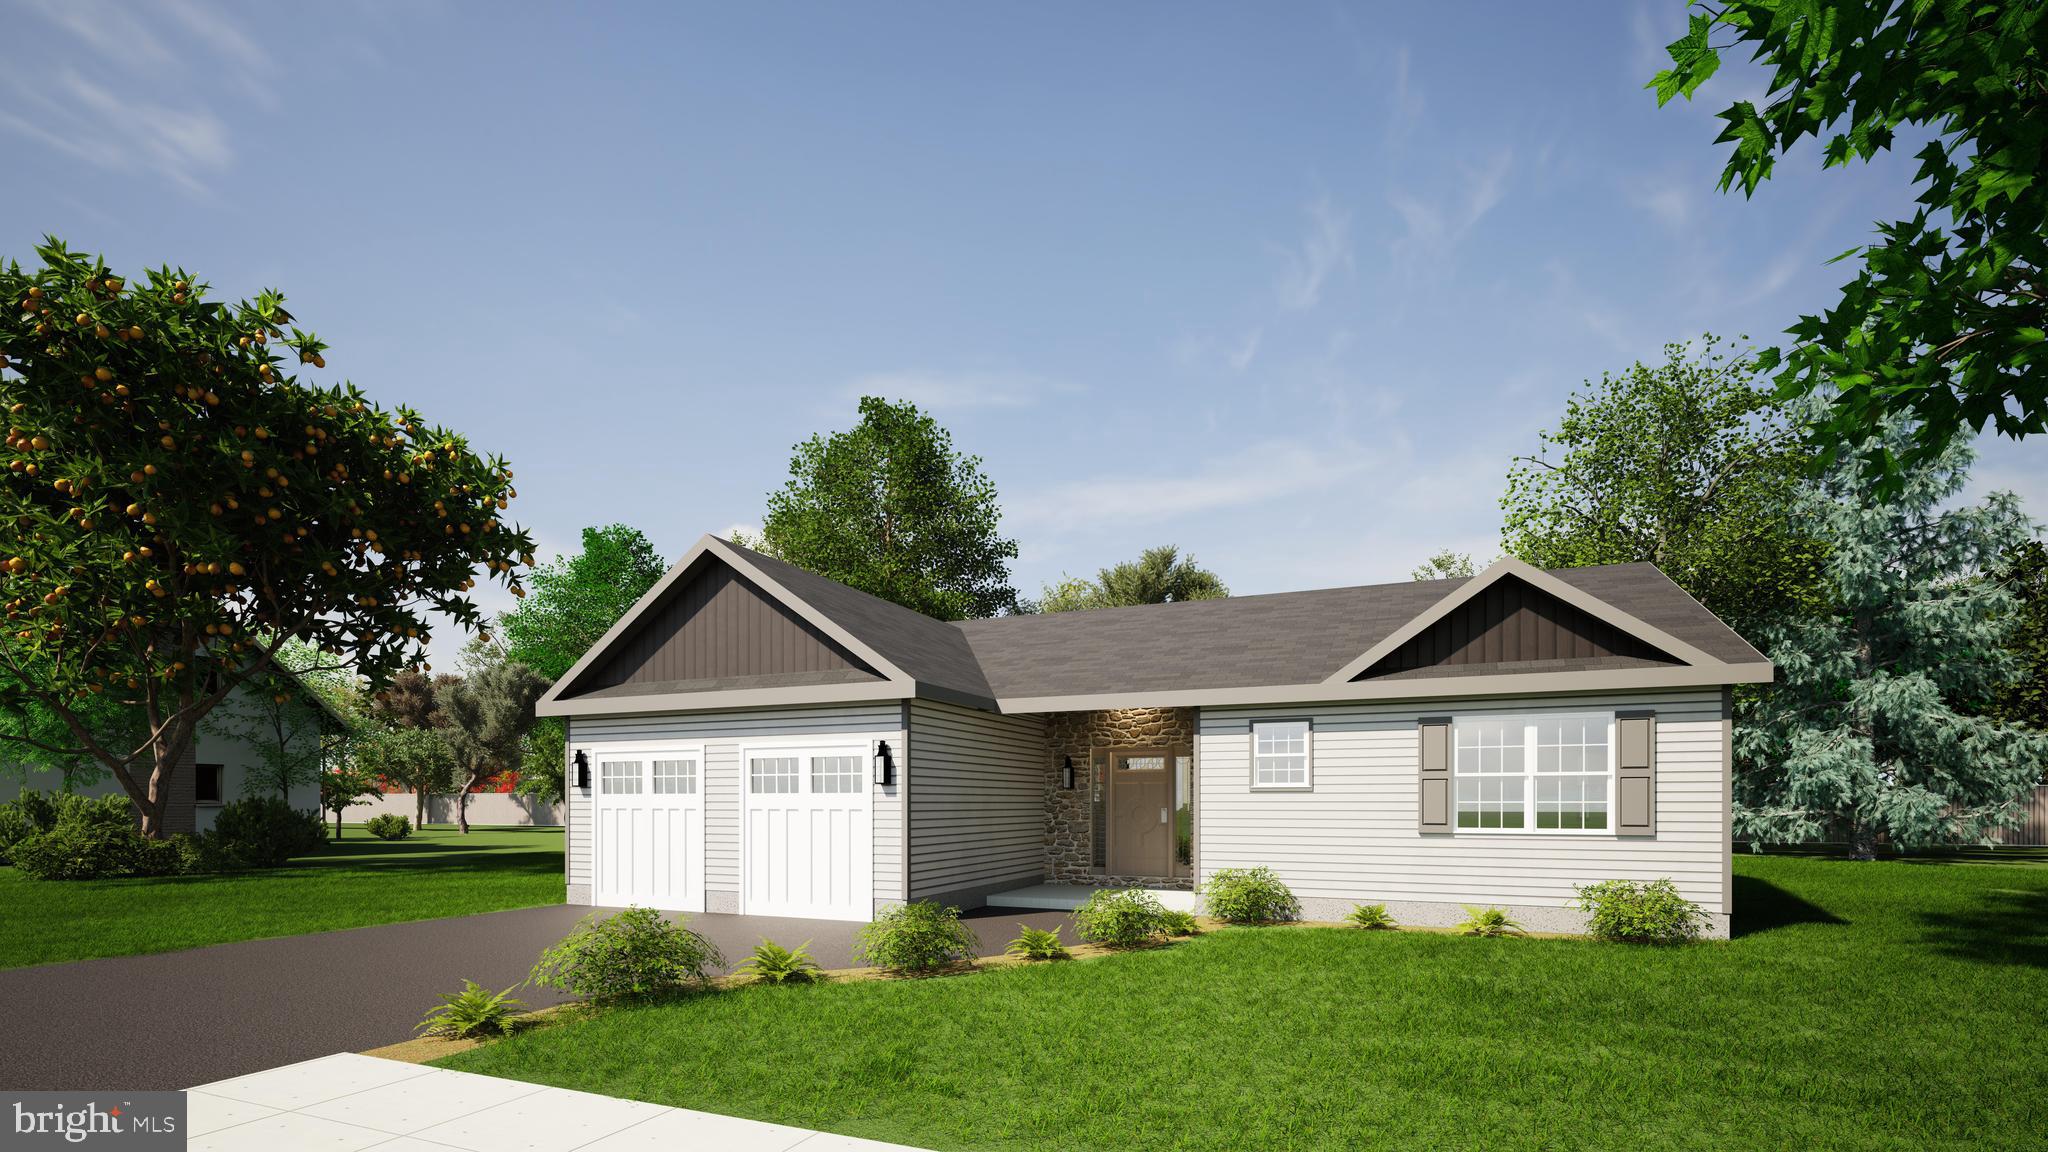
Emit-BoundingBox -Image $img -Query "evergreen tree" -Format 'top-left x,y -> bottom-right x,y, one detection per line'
1736,409 -> 2046,856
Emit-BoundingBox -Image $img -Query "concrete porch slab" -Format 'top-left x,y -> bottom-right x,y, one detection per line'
986,883 -> 1200,912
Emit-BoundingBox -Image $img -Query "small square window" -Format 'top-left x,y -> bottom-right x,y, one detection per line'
1251,721 -> 1311,789
195,763 -> 224,804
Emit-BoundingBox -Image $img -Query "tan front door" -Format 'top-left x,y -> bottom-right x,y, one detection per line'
1109,751 -> 1172,876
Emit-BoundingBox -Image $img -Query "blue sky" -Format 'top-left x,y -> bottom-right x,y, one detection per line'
5,1 -> 2042,666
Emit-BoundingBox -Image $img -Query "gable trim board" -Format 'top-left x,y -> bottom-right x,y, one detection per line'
1325,558 -> 1721,683
543,537 -> 921,712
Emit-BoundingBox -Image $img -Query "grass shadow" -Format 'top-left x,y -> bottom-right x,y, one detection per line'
1731,872 -> 1846,938
1915,886 -> 2048,967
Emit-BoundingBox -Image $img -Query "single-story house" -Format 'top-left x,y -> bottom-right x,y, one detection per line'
539,536 -> 1771,937
2,673 -> 342,835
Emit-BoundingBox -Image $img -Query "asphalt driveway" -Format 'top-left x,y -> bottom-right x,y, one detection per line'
0,903 -> 1076,1091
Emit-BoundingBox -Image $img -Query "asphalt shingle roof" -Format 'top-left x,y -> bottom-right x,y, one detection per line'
724,540 -> 1763,703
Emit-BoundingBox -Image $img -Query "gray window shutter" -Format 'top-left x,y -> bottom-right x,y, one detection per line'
1616,711 -> 1655,835
1418,717 -> 1451,834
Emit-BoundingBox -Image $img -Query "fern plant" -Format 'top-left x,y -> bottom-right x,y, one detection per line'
1456,906 -> 1525,938
736,938 -> 823,984
1345,903 -> 1397,930
416,980 -> 526,1039
1004,925 -> 1069,961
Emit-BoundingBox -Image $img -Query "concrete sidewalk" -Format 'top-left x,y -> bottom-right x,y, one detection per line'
188,1052 -> 931,1151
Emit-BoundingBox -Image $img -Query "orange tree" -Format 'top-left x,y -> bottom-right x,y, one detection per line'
0,238 -> 533,837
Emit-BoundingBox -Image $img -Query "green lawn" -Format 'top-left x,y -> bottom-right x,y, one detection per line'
440,852 -> 2047,1151
0,824 -> 563,969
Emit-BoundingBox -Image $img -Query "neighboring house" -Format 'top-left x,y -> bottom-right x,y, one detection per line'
1,675 -> 341,835
541,536 -> 1771,936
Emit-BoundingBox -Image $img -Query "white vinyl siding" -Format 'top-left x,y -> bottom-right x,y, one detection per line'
565,702 -> 905,906
1198,688 -> 1728,913
905,699 -> 1047,901
565,721 -> 590,891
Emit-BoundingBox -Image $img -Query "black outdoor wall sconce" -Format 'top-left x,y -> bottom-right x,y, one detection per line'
573,749 -> 590,790
873,740 -> 896,786
1061,755 -> 1076,790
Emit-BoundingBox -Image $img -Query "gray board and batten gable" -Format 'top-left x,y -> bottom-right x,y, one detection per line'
538,540 -> 1771,718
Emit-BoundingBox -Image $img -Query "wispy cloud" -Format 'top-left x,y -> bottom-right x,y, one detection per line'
1388,44 -> 1425,147
1627,173 -> 1698,229
1388,149 -> 1512,271
0,70 -> 232,192
1008,439 -> 1371,532
842,370 -> 1080,411
1273,196 -> 1354,312
3,0 -> 274,192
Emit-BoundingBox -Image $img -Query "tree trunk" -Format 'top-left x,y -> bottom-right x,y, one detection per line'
415,791 -> 426,829
333,811 -> 344,839
1848,820 -> 1879,861
134,722 -> 196,840
457,788 -> 470,834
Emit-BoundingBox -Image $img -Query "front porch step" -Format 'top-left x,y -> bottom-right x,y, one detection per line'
985,883 -> 1200,913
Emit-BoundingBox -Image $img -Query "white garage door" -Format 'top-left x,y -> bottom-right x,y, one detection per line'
741,745 -> 874,921
592,748 -> 706,913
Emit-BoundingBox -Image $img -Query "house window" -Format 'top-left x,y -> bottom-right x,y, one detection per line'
195,763 -> 224,804
749,756 -> 799,794
1454,713 -> 1612,833
600,760 -> 642,795
1251,720 -> 1310,788
651,759 -> 697,795
810,755 -> 862,794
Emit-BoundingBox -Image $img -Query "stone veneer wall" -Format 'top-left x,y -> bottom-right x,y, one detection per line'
1043,708 -> 1196,885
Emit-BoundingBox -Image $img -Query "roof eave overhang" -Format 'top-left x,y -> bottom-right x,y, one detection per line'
989,661 -> 1775,714
541,678 -> 994,719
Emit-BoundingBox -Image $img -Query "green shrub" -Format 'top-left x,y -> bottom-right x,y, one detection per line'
1345,903 -> 1397,930
1158,908 -> 1200,937
854,901 -> 978,973
364,814 -> 412,841
1456,906 -> 1525,938
529,906 -> 724,1001
1199,866 -> 1301,924
10,821 -> 145,879
1073,888 -> 1167,948
736,938 -> 822,984
0,790 -> 134,865
1005,925 -> 1069,960
416,980 -> 527,1039
0,804 -> 30,865
203,795 -> 327,868
1574,878 -> 1713,944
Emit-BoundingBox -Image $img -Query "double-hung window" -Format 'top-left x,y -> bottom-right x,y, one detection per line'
1251,720 -> 1311,789
1453,713 -> 1612,832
